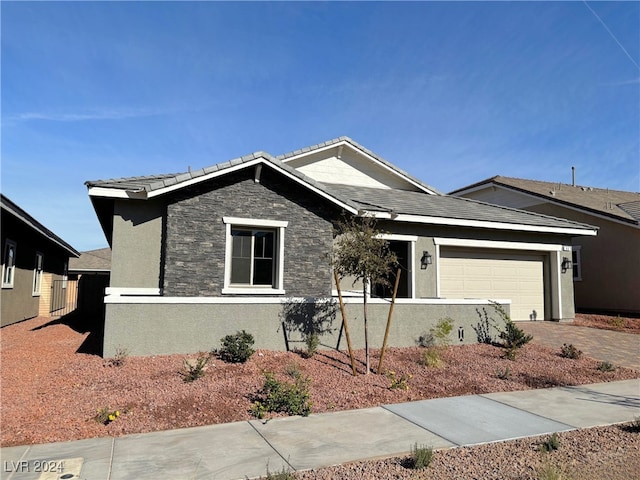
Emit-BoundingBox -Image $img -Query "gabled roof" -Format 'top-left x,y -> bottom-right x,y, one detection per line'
450,176 -> 640,227
69,247 -> 111,272
277,136 -> 442,195
86,139 -> 597,237
1,194 -> 80,257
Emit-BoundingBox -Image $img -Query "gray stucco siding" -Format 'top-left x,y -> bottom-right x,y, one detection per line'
163,166 -> 341,297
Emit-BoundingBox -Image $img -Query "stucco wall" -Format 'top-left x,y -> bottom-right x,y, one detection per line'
110,199 -> 164,288
103,299 -> 510,357
163,167 -> 340,297
527,204 -> 639,313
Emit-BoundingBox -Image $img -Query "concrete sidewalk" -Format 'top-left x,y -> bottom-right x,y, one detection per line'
2,379 -> 638,480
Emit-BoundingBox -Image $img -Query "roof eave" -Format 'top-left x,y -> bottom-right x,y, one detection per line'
365,210 -> 598,236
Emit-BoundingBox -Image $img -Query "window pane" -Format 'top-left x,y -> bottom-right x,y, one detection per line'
232,230 -> 251,258
253,258 -> 274,285
231,257 -> 251,284
254,231 -> 274,259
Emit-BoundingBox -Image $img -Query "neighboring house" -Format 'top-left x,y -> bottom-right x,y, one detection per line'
1,194 -> 80,327
86,137 -> 597,357
451,176 -> 640,315
68,247 -> 111,317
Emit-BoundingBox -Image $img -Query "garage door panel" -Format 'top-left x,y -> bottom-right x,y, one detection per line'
440,251 -> 544,321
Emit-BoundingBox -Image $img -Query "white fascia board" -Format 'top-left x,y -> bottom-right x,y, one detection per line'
106,287 -> 162,296
104,295 -> 511,305
368,211 -> 598,236
281,141 -> 439,195
433,238 -> 565,252
88,187 -> 147,199
376,233 -> 418,242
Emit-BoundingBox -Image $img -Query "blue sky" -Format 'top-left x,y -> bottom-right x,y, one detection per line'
2,1 -> 639,251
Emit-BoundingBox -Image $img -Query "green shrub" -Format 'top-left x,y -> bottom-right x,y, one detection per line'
218,330 -> 255,363
181,352 -> 211,383
409,443 -> 433,469
537,461 -> 573,480
474,307 -> 496,344
431,318 -> 453,347
539,432 -> 560,452
560,343 -> 582,360
420,347 -> 444,368
597,361 -> 616,372
500,319 -> 533,350
304,332 -> 319,358
94,407 -> 121,425
252,371 -> 312,417
263,464 -> 295,480
386,370 -> 412,390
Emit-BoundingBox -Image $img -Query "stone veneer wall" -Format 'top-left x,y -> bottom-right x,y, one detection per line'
163,166 -> 341,297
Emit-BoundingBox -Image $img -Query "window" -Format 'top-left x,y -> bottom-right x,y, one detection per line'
62,260 -> 68,288
2,240 -> 16,288
223,217 -> 288,294
572,246 -> 582,281
32,253 -> 44,296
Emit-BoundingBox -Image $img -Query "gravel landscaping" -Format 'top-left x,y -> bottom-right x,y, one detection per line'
1,315 -> 638,479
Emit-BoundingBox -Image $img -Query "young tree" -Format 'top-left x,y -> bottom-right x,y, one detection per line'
332,215 -> 397,374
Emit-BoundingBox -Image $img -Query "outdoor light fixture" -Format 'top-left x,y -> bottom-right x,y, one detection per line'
561,257 -> 573,273
420,251 -> 433,269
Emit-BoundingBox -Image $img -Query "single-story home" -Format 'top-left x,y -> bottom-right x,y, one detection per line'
86,137 -> 597,357
450,176 -> 639,315
1,194 -> 80,326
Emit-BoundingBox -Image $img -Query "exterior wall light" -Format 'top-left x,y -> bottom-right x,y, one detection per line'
561,257 -> 573,273
420,251 -> 432,269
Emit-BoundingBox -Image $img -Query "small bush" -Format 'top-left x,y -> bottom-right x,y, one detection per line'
181,352 -> 211,383
431,318 -> 453,347
560,343 -> 582,360
500,319 -> 533,350
416,332 -> 435,348
94,407 -> 121,425
106,347 -> 129,367
597,361 -> 615,372
386,370 -> 412,390
420,347 -> 444,368
474,307 -> 496,344
537,461 -> 573,480
495,366 -> 511,380
409,443 -> 433,469
218,330 -> 255,363
539,432 -> 560,452
622,417 -> 640,433
304,332 -> 319,358
252,371 -> 312,417
503,346 -> 519,361
263,464 -> 295,480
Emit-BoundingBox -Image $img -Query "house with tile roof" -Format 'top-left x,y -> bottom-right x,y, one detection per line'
451,176 -> 639,315
86,137 -> 597,357
1,194 -> 80,326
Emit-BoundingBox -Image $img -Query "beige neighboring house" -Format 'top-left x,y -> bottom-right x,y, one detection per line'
451,176 -> 639,315
1,194 -> 80,326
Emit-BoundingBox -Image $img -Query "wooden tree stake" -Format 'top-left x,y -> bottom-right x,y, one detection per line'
334,270 -> 358,376
377,268 -> 401,374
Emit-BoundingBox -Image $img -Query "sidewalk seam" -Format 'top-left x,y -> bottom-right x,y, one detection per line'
106,437 -> 115,480
247,421 -> 297,473
4,446 -> 30,480
380,405 -> 461,448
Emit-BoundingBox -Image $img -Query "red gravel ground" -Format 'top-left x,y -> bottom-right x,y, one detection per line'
573,312 -> 640,334
1,316 -> 638,449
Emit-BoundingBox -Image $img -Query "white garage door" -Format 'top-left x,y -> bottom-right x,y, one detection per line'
440,249 -> 545,321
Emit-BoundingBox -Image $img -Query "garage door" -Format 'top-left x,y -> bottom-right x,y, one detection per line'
440,249 -> 545,321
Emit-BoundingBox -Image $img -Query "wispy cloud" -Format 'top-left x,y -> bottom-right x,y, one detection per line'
6,106 -> 175,123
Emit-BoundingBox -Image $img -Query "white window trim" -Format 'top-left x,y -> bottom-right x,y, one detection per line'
32,252 -> 44,296
376,233 -> 417,299
572,246 -> 582,281
222,217 -> 288,295
2,239 -> 17,289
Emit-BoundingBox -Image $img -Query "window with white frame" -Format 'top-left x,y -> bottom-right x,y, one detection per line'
572,246 -> 582,281
32,253 -> 44,296
222,217 -> 287,294
62,260 -> 68,288
2,240 -> 17,288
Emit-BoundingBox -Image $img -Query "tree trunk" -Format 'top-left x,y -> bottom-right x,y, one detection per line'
363,278 -> 369,374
